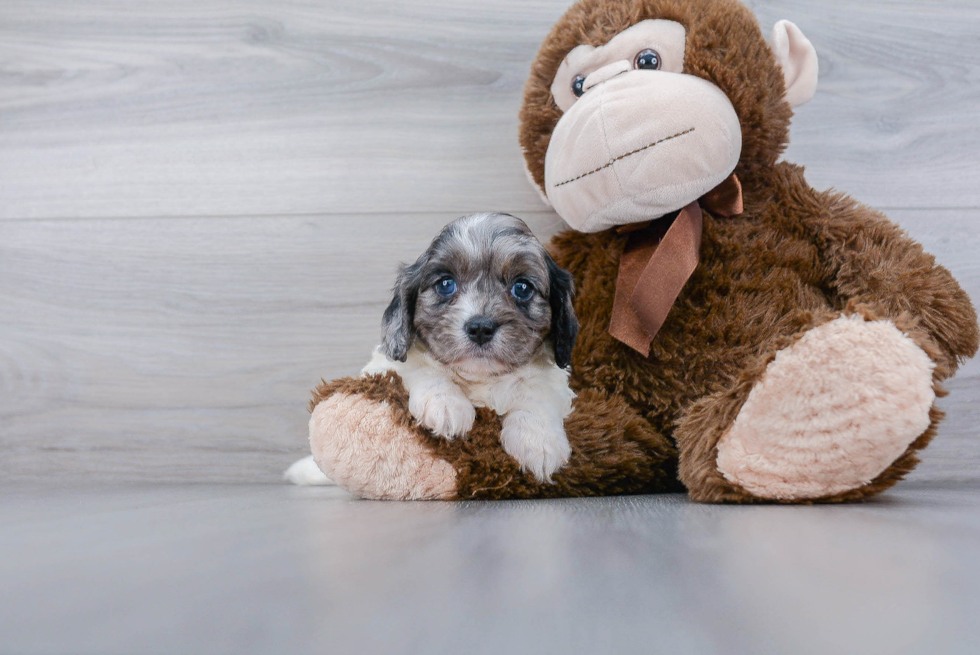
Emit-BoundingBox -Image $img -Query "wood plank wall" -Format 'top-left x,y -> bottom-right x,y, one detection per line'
1,0 -> 977,482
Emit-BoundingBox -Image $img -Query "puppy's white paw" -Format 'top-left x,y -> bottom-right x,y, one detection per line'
500,410 -> 571,483
409,386 -> 476,440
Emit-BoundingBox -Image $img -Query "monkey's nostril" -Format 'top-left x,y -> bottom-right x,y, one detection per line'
464,317 -> 498,346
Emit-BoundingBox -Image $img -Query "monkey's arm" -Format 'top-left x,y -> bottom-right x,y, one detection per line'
307,373 -> 680,500
781,165 -> 979,378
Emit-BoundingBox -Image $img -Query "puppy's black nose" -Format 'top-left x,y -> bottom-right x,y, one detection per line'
464,316 -> 497,346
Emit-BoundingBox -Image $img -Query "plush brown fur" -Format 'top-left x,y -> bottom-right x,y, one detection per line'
516,0 -> 978,502
308,0 -> 978,502
311,372 -> 681,499
544,159 -> 978,503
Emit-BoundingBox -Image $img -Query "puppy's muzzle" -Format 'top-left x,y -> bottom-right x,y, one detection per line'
464,316 -> 498,346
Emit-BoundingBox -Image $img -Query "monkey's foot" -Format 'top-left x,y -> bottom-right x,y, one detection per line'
715,315 -> 935,500
310,392 -> 457,500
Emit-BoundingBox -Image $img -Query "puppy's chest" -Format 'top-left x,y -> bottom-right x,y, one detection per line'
451,373 -> 518,414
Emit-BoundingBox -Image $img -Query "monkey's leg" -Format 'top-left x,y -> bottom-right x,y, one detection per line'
675,310 -> 942,503
308,374 -> 680,500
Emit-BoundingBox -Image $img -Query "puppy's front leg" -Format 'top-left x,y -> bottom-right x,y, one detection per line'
407,374 -> 476,440
497,369 -> 574,483
500,407 -> 571,484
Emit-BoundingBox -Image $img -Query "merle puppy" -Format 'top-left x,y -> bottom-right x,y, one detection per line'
360,212 -> 579,482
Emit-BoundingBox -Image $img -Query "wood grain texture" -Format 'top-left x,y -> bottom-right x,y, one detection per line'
1,0 -> 979,220
0,0 -> 566,219
0,209 -> 975,483
748,0 -> 980,208
0,212 -> 566,481
0,0 -> 977,483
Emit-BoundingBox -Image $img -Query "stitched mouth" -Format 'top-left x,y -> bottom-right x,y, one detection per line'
552,127 -> 696,188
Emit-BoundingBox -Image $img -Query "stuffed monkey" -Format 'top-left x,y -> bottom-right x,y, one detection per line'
307,0 -> 978,502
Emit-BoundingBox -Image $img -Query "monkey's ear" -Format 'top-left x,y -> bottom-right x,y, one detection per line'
770,20 -> 819,108
546,256 -> 579,370
380,261 -> 423,362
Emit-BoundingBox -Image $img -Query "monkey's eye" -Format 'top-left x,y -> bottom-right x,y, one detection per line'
511,280 -> 534,301
571,74 -> 586,98
435,277 -> 457,297
634,49 -> 662,70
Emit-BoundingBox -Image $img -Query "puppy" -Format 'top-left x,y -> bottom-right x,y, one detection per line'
361,212 -> 579,483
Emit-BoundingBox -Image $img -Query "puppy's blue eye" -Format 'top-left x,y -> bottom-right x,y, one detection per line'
511,280 -> 533,301
436,277 -> 457,297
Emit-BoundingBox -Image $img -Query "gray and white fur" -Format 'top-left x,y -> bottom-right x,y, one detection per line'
362,212 -> 579,482
283,213 -> 578,486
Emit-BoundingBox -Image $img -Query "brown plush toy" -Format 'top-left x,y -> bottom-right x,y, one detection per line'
307,0 -> 979,502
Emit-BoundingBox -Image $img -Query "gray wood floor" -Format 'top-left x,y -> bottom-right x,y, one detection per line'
2,482 -> 980,655
1,0 -> 978,483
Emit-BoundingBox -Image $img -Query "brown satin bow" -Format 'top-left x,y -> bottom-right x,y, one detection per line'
608,174 -> 744,356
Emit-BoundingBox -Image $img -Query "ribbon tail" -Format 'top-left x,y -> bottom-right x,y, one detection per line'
608,202 -> 703,356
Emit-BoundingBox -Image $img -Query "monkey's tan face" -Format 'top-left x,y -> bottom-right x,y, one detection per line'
545,19 -> 742,232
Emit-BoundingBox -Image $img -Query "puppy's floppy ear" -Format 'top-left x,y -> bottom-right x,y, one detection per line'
381,258 -> 425,362
546,255 -> 579,369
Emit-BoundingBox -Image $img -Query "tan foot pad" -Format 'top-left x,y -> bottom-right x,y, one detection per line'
716,315 -> 935,500
310,393 -> 457,500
